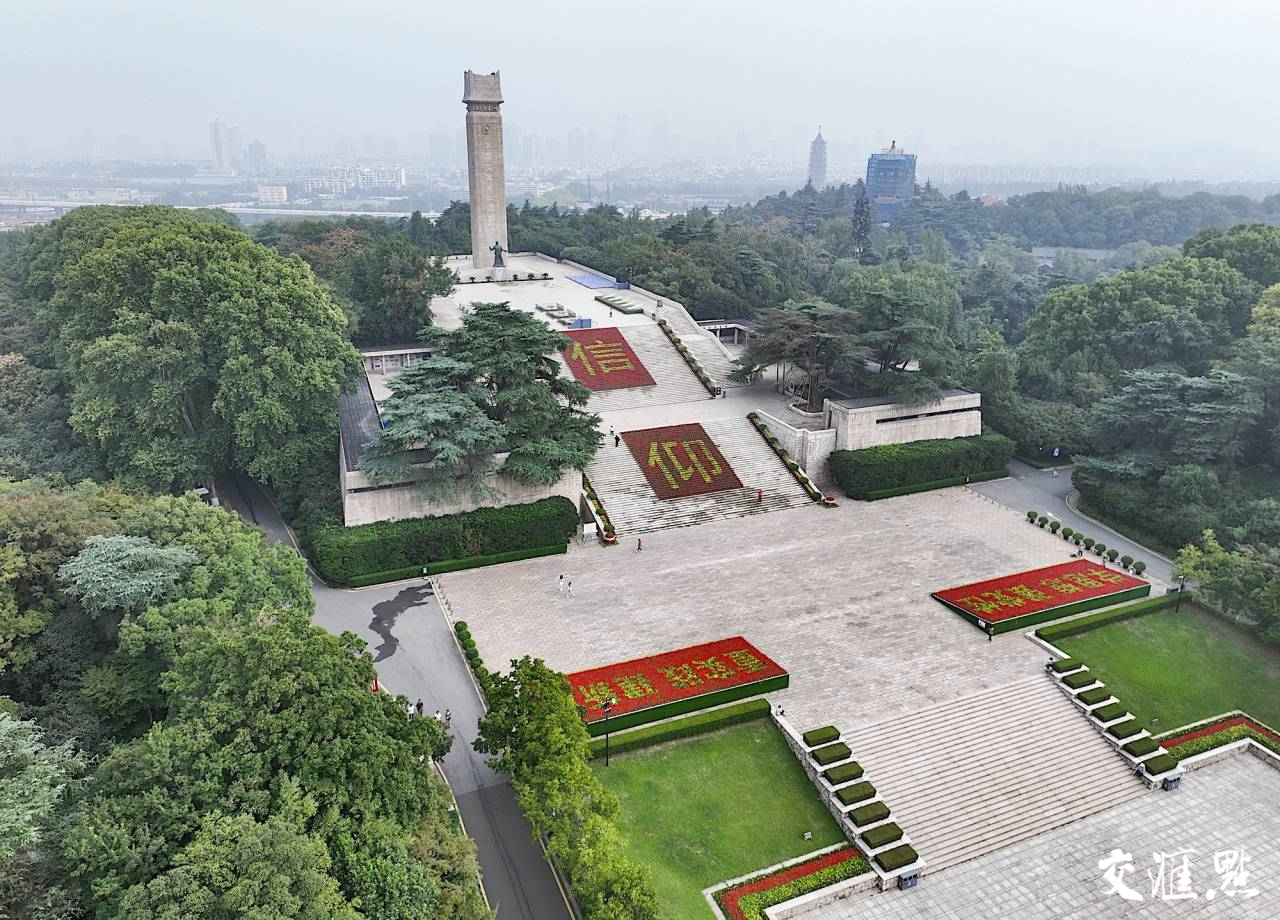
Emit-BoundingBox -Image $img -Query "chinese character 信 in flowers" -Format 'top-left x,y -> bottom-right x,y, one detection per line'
613,673 -> 656,700
577,682 -> 614,710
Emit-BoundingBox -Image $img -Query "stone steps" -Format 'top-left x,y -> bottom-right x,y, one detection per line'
559,325 -> 713,413
840,677 -> 1146,874
585,415 -> 813,536
661,310 -> 740,386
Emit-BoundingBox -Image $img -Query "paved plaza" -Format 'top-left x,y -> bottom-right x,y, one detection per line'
438,484 -> 1137,733
819,753 -> 1280,919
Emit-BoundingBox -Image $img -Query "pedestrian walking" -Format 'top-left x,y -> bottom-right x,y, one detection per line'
434,709 -> 443,723
567,580 -> 575,597
558,573 -> 565,593
636,537 -> 643,552
444,709 -> 452,728
609,426 -> 615,440
415,699 -> 424,718
614,433 -> 621,448
756,488 -> 763,504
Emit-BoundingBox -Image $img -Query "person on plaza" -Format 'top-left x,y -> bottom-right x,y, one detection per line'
567,580 -> 575,597
444,709 -> 452,727
434,709 -> 443,723
614,433 -> 621,448
756,488 -> 763,504
636,537 -> 643,552
415,698 -> 424,718
559,573 -> 565,593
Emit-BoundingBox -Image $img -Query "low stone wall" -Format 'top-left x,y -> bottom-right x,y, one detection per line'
755,411 -> 839,483
343,467 -> 580,527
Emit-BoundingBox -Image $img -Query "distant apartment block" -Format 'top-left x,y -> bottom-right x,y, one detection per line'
866,141 -> 917,220
209,120 -> 244,173
256,185 -> 288,204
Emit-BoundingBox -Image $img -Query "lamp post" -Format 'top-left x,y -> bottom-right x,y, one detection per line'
1175,575 -> 1187,613
602,696 -> 617,766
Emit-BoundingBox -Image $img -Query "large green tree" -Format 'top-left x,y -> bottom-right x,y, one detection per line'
1183,223 -> 1280,288
729,302 -> 868,410
350,237 -> 458,347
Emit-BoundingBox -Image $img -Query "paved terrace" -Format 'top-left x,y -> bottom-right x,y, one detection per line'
437,485 -> 1150,733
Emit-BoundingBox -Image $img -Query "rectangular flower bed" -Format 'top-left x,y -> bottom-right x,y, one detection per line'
874,844 -> 919,873
1159,714 -> 1280,762
932,560 -> 1151,634
823,761 -> 864,786
1076,685 -> 1111,706
714,846 -> 869,920
860,822 -> 902,850
561,327 -> 655,390
568,636 -> 789,737
1106,719 -> 1142,740
622,423 -> 743,500
835,781 -> 876,807
1123,737 -> 1161,758
811,742 -> 852,767
802,726 -> 840,747
849,801 -> 890,827
1063,670 -> 1097,690
1091,702 -> 1129,723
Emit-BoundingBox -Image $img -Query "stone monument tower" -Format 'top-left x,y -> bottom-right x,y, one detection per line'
463,70 -> 509,270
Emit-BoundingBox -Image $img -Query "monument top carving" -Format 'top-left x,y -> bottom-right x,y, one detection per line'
463,71 -> 503,105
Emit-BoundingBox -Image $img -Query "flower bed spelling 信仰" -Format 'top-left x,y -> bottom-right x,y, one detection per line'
567,636 -> 788,736
561,327 -> 656,390
714,846 -> 869,920
932,559 -> 1151,635
622,423 -> 743,500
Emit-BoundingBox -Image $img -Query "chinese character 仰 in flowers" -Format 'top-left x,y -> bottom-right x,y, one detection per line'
613,673 -> 655,700
659,663 -> 703,689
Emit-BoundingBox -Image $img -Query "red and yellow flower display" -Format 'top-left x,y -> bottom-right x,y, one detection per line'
622,423 -> 743,500
715,847 -> 868,920
568,637 -> 787,735
1162,715 -> 1280,751
561,327 -> 655,391
933,559 -> 1149,630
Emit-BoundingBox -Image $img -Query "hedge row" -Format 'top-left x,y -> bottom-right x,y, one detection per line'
829,433 -> 1014,500
823,761 -> 864,785
1124,737 -> 1161,758
802,725 -> 841,747
1049,657 -> 1081,673
453,621 -> 494,700
862,468 -> 1007,500
1107,719 -> 1142,740
1035,593 -> 1184,644
311,496 -> 578,586
586,698 -> 769,759
874,844 -> 919,873
344,544 -> 568,587
1091,702 -> 1128,723
1062,670 -> 1097,690
1141,752 -> 1179,776
849,801 -> 890,827
811,742 -> 852,766
835,781 -> 876,807
1076,685 -> 1112,706
860,822 -> 902,850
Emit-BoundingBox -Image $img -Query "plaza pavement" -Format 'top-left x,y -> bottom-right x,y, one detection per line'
437,484 -> 1142,733
818,753 -> 1280,920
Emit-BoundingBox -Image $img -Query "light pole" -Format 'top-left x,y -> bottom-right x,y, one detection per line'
602,696 -> 617,766
1175,575 -> 1187,613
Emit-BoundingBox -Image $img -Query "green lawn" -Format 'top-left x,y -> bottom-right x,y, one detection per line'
593,720 -> 843,920
1056,605 -> 1280,731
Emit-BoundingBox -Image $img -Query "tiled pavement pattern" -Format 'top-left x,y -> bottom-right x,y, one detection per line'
843,676 -> 1145,874
816,754 -> 1280,919
437,486 -> 1123,732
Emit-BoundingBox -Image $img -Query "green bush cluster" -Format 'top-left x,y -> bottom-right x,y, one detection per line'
835,781 -> 876,806
860,822 -> 903,850
1049,657 -> 1081,673
1141,753 -> 1179,776
1076,685 -> 1112,706
802,725 -> 841,747
823,761 -> 864,785
863,469 -> 1006,500
849,801 -> 890,827
829,434 -> 1014,499
1107,719 -> 1142,740
1124,737 -> 1161,758
714,849 -> 870,920
586,699 -> 769,759
811,742 -> 852,766
1062,670 -> 1097,690
657,318 -> 716,394
874,844 -> 919,873
583,476 -> 615,538
747,413 -> 828,502
311,496 -> 578,586
1036,594 -> 1183,643
1091,702 -> 1129,723
453,621 -> 494,700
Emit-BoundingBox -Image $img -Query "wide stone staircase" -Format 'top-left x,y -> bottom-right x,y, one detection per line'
663,311 -> 740,385
558,325 -> 713,413
839,676 -> 1147,875
585,415 -> 813,535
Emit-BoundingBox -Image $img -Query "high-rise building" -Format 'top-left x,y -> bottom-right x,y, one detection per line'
463,70 -> 509,269
246,140 -> 267,170
209,119 -> 242,172
808,127 -> 827,189
866,141 -> 917,220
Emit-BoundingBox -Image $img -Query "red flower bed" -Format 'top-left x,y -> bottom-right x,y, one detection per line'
718,847 -> 864,920
622,423 -> 743,500
568,637 -> 785,724
561,327 -> 655,390
933,559 -> 1147,625
1162,715 -> 1280,750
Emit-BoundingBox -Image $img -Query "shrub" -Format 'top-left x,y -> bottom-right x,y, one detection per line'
823,761 -> 864,785
849,801 -> 890,827
811,742 -> 852,766
455,620 -> 494,699
1092,702 -> 1128,722
1124,737 -> 1160,758
1027,510 -> 1038,522
1142,753 -> 1179,775
863,469 -> 1006,500
836,781 -> 876,806
1036,594 -> 1182,642
1107,549 -> 1120,562
1062,670 -> 1097,689
1075,536 -> 1084,546
1094,543 -> 1107,556
1083,537 -> 1096,549
587,699 -> 770,759
1061,527 -> 1074,539
1077,685 -> 1112,706
311,496 -> 578,586
1049,521 -> 1061,533
1037,515 -> 1049,527
1050,657 -> 1081,673
1107,719 -> 1142,740
1133,561 -> 1147,575
874,844 -> 919,873
1121,554 -> 1134,568
802,725 -> 841,747
829,434 -> 1014,499
860,822 -> 902,850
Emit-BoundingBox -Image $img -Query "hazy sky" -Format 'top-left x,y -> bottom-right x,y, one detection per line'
6,0 -> 1280,176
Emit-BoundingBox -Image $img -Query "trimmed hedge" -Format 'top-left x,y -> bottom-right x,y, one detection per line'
835,781 -> 876,806
1035,593 -> 1183,643
862,468 -> 1006,500
586,698 -> 769,759
802,726 -> 841,747
829,433 -> 1014,500
860,822 -> 902,850
849,801 -> 890,827
874,844 -> 919,873
312,496 -> 578,586
1142,753 -> 1179,776
454,621 -> 494,700
1076,685 -> 1112,706
811,742 -> 852,766
1107,719 -> 1142,740
1050,657 -> 1081,673
1062,670 -> 1097,690
1124,737 -> 1161,758
345,544 -> 567,587
823,761 -> 864,786
1091,702 -> 1129,723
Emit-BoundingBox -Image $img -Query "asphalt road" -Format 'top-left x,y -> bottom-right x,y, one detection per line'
218,475 -> 572,920
968,460 -> 1175,585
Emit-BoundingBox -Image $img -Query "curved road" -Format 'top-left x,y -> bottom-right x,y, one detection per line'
219,475 -> 572,920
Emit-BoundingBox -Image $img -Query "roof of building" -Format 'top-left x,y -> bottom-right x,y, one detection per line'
337,375 -> 382,472
830,387 -> 974,410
